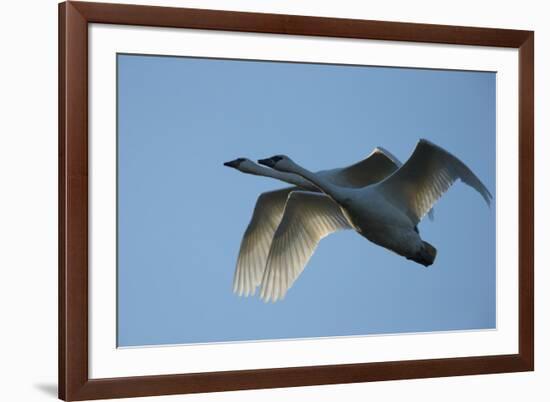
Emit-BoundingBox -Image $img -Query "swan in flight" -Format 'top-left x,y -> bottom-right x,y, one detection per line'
224,148 -> 422,297
258,139 -> 492,302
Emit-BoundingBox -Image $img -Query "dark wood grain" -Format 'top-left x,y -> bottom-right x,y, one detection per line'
70,354 -> 527,400
73,1 -> 531,48
58,4 -> 66,399
59,1 -> 534,400
518,33 -> 535,370
59,2 -> 89,400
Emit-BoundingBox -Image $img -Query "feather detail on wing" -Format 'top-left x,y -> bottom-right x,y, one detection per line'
232,188 -> 295,296
376,139 -> 492,225
260,191 -> 352,302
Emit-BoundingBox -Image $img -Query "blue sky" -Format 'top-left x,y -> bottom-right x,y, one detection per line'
117,54 -> 496,347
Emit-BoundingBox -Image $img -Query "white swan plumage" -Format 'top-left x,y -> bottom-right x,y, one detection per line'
224,148 -> 411,297
257,139 -> 492,302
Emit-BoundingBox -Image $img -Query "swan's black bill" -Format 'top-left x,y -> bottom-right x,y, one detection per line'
258,156 -> 283,168
223,158 -> 246,169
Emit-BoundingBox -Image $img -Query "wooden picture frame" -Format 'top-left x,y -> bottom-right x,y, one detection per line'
59,1 -> 534,400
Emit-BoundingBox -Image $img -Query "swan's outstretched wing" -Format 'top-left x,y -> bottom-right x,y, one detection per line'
260,191 -> 352,302
329,147 -> 435,221
233,187 -> 295,297
376,139 -> 492,224
327,147 -> 401,188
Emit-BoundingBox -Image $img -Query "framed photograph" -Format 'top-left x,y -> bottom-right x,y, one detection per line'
59,1 -> 534,400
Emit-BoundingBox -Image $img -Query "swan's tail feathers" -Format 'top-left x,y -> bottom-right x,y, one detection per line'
409,241 -> 437,267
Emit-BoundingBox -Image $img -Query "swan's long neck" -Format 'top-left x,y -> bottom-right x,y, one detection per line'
284,162 -> 345,202
245,163 -> 314,189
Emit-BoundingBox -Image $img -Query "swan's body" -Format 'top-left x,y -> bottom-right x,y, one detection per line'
224,148 -> 411,297
258,139 -> 492,302
334,185 -> 432,262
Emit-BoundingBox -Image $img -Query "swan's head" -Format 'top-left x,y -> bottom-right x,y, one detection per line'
257,155 -> 293,172
223,157 -> 247,169
223,157 -> 260,174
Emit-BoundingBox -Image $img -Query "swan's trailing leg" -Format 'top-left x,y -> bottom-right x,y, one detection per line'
407,241 -> 437,267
